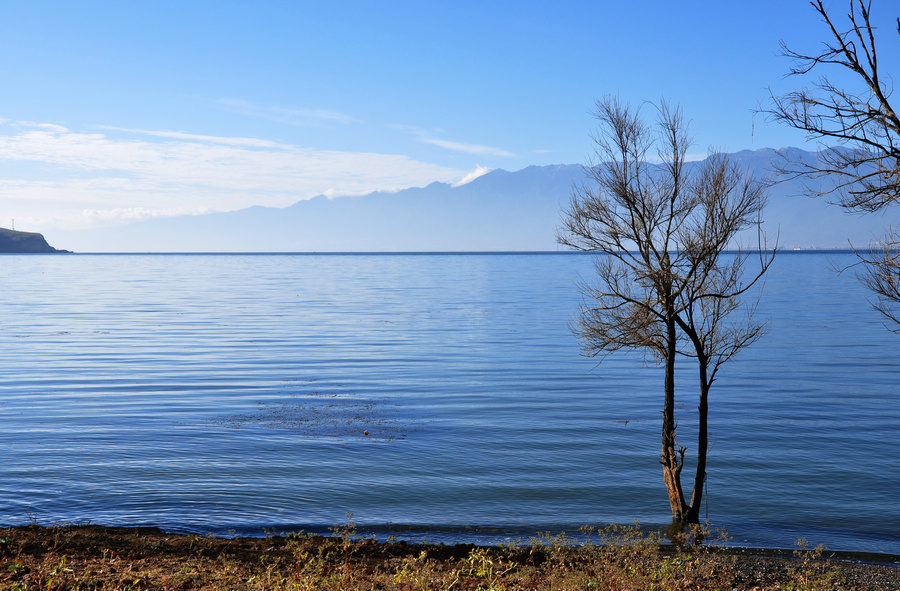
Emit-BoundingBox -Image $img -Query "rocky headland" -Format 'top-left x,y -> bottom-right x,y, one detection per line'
0,228 -> 69,253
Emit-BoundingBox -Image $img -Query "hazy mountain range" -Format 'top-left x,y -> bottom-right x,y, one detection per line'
46,148 -> 894,252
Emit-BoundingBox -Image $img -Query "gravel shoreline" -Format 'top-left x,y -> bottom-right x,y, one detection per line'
706,547 -> 900,590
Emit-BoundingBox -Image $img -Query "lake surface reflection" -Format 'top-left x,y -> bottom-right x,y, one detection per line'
1,253 -> 897,553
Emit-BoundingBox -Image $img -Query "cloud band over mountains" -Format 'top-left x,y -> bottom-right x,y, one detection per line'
0,120 -> 468,229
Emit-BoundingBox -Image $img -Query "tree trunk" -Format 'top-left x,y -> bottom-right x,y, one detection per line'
685,357 -> 710,524
661,316 -> 688,521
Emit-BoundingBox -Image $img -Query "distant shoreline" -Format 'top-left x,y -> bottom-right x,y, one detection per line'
0,249 -> 862,256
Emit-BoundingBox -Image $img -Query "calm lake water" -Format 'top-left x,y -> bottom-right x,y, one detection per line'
1,252 -> 898,554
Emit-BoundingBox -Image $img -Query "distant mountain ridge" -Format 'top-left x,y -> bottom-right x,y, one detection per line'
0,228 -> 68,253
46,148 -> 895,252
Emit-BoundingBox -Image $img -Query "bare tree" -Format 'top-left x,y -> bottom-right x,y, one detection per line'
558,98 -> 774,525
860,227 -> 900,329
767,0 -> 900,328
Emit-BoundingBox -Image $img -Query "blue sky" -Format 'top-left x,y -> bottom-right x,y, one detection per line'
1,1 -> 897,231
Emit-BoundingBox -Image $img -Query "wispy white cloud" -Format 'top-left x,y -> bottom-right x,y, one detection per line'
71,206 -> 210,227
217,98 -> 359,126
398,125 -> 516,158
97,126 -> 284,148
645,152 -> 709,163
422,137 -> 515,158
452,165 -> 492,187
14,121 -> 69,132
0,120 -> 465,229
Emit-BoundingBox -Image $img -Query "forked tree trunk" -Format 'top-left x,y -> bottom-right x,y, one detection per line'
661,316 -> 688,521
685,358 -> 710,524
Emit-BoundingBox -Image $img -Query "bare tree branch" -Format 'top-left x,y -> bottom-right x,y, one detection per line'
858,226 -> 900,331
765,0 -> 900,328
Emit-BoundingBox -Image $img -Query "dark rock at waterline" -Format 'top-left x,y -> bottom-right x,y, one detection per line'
0,228 -> 70,253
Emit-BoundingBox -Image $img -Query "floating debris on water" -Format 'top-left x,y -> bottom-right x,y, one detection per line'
210,380 -> 415,441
